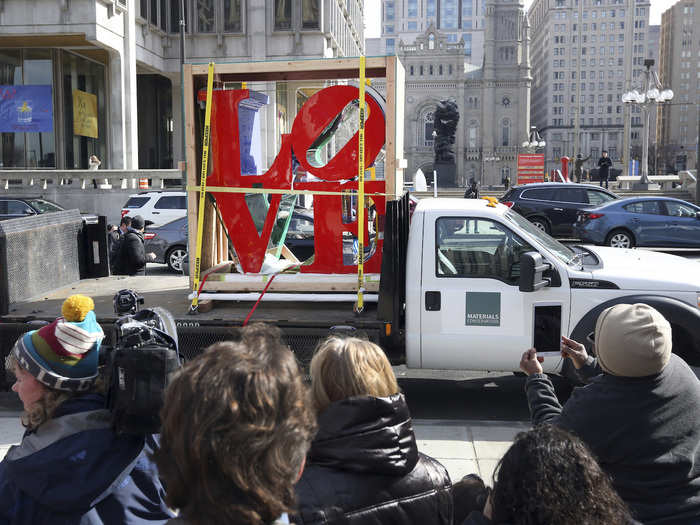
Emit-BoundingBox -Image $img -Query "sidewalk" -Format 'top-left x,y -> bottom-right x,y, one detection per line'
0,405 -> 527,485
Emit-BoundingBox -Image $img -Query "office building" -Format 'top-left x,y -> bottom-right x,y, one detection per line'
658,0 -> 699,172
528,0 -> 650,175
0,0 -> 363,171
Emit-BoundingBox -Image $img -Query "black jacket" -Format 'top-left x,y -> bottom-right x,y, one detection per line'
597,156 -> 613,177
116,229 -> 147,276
294,394 -> 452,525
525,355 -> 700,524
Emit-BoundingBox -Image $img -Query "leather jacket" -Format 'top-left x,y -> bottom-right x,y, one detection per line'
294,394 -> 452,525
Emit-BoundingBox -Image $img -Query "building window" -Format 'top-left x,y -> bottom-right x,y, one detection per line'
170,0 -> 188,33
502,119 -> 510,146
197,0 -> 215,33
386,38 -> 395,54
275,0 -> 292,30
423,111 -> 435,147
302,0 -> 319,29
410,65 -> 415,75
408,0 -> 418,17
463,33 -> 472,56
224,0 -> 242,32
468,120 -> 479,148
407,21 -> 417,31
429,34 -> 435,50
427,0 -> 436,17
429,64 -> 434,75
439,64 -> 443,75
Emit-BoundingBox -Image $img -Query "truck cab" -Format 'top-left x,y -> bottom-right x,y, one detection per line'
404,198 -> 700,373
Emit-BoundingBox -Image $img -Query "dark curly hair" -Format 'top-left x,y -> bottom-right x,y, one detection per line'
491,425 -> 633,525
154,323 -> 317,525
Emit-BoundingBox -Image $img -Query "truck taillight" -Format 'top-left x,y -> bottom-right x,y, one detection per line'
502,201 -> 514,208
121,209 -> 129,217
144,233 -> 156,240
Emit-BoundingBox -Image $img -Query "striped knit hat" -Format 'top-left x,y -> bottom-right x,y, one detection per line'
12,295 -> 104,391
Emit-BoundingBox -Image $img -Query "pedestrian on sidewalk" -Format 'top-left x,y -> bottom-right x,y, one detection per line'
597,150 -> 613,189
0,294 -> 173,524
154,324 -> 316,525
294,336 -> 453,525
464,178 -> 480,199
520,303 -> 700,524
460,425 -> 634,525
109,216 -> 131,274
114,214 -> 156,276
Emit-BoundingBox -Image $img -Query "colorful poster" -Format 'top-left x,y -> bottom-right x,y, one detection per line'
0,85 -> 53,133
72,89 -> 98,138
517,153 -> 545,185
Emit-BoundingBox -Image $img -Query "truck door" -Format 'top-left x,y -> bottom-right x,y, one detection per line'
420,214 -> 570,372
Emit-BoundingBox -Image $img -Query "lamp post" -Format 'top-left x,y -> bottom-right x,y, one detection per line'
622,59 -> 673,188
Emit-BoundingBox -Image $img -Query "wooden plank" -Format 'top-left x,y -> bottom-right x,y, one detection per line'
201,274 -> 381,293
184,63 -> 197,289
202,198 -> 217,271
190,57 -> 389,77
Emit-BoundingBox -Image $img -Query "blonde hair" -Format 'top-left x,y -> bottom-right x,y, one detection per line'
7,353 -> 105,431
310,336 -> 399,414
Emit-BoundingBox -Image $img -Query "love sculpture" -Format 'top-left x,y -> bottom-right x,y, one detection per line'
206,85 -> 387,275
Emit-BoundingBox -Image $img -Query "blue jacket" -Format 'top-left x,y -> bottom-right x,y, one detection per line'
0,394 -> 174,524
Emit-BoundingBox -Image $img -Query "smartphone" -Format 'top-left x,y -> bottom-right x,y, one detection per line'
533,305 -> 562,357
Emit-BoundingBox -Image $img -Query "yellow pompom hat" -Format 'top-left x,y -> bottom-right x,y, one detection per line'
12,294 -> 104,390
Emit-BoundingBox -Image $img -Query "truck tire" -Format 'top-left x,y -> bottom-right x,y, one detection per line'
605,229 -> 635,249
569,295 -> 700,367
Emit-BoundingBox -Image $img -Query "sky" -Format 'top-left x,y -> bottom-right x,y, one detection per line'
364,0 -> 668,39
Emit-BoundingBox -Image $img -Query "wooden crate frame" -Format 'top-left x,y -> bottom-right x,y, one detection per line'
185,56 -> 406,293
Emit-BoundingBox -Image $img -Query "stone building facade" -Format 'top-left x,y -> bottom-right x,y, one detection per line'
389,0 -> 532,188
0,0 -> 363,171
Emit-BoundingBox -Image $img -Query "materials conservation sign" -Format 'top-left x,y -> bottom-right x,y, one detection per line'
465,292 -> 501,326
72,89 -> 98,138
0,85 -> 53,133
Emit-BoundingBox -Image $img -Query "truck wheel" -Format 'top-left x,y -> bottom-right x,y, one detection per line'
605,229 -> 635,249
529,217 -> 550,234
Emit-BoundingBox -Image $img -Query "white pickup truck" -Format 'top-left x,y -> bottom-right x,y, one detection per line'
378,195 -> 700,375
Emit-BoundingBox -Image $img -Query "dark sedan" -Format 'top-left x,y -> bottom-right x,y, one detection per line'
573,197 -> 700,248
145,217 -> 188,272
500,183 -> 618,237
0,196 -> 97,223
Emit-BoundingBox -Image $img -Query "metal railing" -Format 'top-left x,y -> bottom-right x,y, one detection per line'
0,169 -> 182,191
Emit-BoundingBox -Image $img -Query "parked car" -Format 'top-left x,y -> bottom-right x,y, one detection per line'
499,183 -> 618,237
144,216 -> 188,272
573,197 -> 700,248
121,191 -> 186,227
0,196 -> 97,223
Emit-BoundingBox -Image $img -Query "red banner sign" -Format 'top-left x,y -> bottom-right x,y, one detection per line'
517,154 -> 545,185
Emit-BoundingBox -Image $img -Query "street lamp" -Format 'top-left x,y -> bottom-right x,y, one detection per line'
622,59 -> 673,188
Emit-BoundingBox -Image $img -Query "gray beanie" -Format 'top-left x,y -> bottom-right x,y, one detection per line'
595,303 -> 672,377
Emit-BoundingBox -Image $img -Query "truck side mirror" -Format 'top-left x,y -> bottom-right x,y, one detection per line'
519,252 -> 551,292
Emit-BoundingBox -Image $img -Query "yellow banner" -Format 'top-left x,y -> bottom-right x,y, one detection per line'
72,90 -> 98,138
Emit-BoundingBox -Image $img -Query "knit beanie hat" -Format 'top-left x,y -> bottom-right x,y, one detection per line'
12,295 -> 104,391
594,303 -> 672,377
130,215 -> 145,230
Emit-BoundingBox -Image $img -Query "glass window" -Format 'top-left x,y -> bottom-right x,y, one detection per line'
664,201 -> 698,218
289,216 -> 314,237
125,197 -> 151,208
7,200 -> 34,215
407,21 -> 418,30
424,111 -> 434,146
28,198 -> 63,213
62,50 -> 106,169
427,0 -> 436,17
155,196 -> 185,209
224,0 -> 242,32
302,0 -> 319,29
170,0 -> 187,33
275,0 -> 292,30
440,0 -> 458,29
0,50 -> 24,168
586,189 -> 616,205
555,188 -> 586,203
197,0 -> 215,32
160,0 -> 167,31
623,200 -> 662,215
24,49 -> 56,169
140,0 -> 148,18
435,217 -> 534,284
522,188 -> 555,201
502,119 -> 510,146
408,0 -> 418,17
150,0 -> 158,25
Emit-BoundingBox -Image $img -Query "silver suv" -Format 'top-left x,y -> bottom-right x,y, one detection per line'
121,192 -> 186,227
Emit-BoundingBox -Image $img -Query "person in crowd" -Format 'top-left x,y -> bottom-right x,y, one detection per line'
520,303 -> 700,524
114,214 -> 155,276
89,155 -> 101,170
0,294 -> 173,524
110,216 -> 131,273
573,153 -> 590,183
597,150 -> 613,189
464,178 -> 480,199
461,425 -> 634,525
154,324 -> 316,525
294,336 -> 453,524
451,474 -> 490,525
